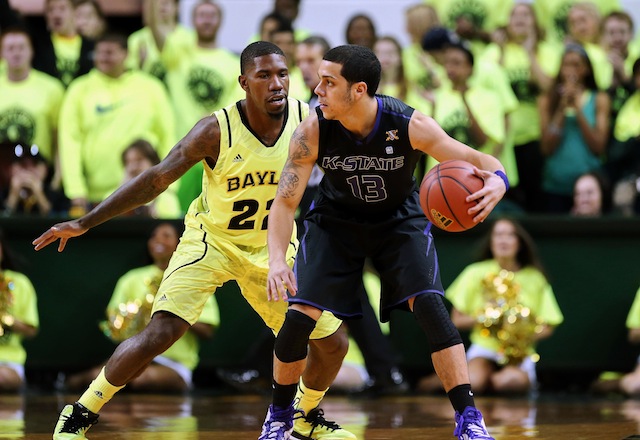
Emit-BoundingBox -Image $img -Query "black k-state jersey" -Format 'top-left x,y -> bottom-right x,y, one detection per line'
314,95 -> 423,216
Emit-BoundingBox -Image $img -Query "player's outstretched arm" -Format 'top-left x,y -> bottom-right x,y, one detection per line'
33,116 -> 221,252
408,111 -> 507,223
267,115 -> 319,302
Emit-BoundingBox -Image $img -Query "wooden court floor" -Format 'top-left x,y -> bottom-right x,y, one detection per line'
2,391 -> 640,439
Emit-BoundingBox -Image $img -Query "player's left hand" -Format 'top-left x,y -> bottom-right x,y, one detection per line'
465,167 -> 507,223
267,259 -> 297,302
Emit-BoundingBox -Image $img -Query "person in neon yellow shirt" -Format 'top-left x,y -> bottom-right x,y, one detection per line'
0,27 -> 65,191
117,140 -> 181,219
425,0 -> 514,56
428,41 -> 516,201
63,223 -> 218,392
0,229 -> 39,392
483,3 -> 561,212
566,3 -> 613,90
126,0 -> 195,84
58,32 -> 176,214
35,0 -> 95,87
268,22 -> 307,102
607,59 -> 640,186
159,1 -> 243,212
402,3 -> 441,93
532,0 -> 621,45
419,217 -> 563,395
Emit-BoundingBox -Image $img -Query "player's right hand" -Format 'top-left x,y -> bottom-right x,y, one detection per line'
267,260 -> 297,302
32,220 -> 88,252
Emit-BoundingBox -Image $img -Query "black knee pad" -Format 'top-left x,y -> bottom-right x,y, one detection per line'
413,293 -> 462,353
274,309 -> 317,363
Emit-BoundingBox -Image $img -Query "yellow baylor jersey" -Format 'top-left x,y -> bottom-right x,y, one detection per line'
184,97 -> 309,247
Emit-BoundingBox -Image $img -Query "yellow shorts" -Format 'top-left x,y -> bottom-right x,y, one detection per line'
152,226 -> 341,340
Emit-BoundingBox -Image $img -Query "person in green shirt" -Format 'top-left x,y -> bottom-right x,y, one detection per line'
126,0 -> 195,84
418,217 -> 563,395
483,3 -> 561,212
0,228 -> 39,392
158,0 -> 243,212
0,26 -> 65,192
58,32 -> 176,215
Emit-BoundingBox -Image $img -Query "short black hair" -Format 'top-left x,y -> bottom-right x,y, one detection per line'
322,44 -> 380,97
240,41 -> 285,74
95,31 -> 128,50
300,35 -> 331,54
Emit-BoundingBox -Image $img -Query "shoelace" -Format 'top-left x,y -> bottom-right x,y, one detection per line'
463,421 -> 491,438
60,411 -> 97,434
261,420 -> 291,440
307,409 -> 341,434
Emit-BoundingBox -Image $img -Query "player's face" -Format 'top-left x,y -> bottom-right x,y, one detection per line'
573,175 -> 602,216
296,43 -> 324,90
490,220 -> 519,260
1,33 -> 33,70
314,60 -> 354,120
244,54 -> 289,117
148,224 -> 179,263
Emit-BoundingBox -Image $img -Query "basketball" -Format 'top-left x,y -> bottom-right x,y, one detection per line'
419,160 -> 484,232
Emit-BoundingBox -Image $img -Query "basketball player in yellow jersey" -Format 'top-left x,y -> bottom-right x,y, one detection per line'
33,41 -> 355,440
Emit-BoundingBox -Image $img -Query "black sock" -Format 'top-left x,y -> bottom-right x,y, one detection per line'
272,381 -> 298,410
447,384 -> 475,413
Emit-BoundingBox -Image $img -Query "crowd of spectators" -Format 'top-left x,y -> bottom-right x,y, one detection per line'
0,0 -> 639,219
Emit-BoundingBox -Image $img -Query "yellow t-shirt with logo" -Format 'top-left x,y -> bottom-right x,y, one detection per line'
59,69 -> 176,202
163,38 -> 243,138
0,70 -> 65,162
0,270 -> 40,365
107,265 -> 219,370
429,85 -> 518,186
50,33 -> 82,88
614,92 -> 640,141
183,98 -> 308,247
424,0 -> 513,32
482,41 -> 562,145
402,44 -> 446,92
126,24 -> 195,85
533,0 -> 622,44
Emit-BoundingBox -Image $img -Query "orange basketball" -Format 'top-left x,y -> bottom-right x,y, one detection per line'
419,160 -> 484,232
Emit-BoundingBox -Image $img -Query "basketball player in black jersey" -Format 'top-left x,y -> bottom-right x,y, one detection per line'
264,45 -> 509,440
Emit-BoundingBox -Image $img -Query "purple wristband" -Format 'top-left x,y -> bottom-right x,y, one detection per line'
494,170 -> 509,191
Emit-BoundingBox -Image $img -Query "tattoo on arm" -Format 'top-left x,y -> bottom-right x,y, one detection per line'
278,130 -> 312,198
278,166 -> 299,199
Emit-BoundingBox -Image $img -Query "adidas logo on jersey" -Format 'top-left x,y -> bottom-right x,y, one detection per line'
233,154 -> 244,162
157,294 -> 168,302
